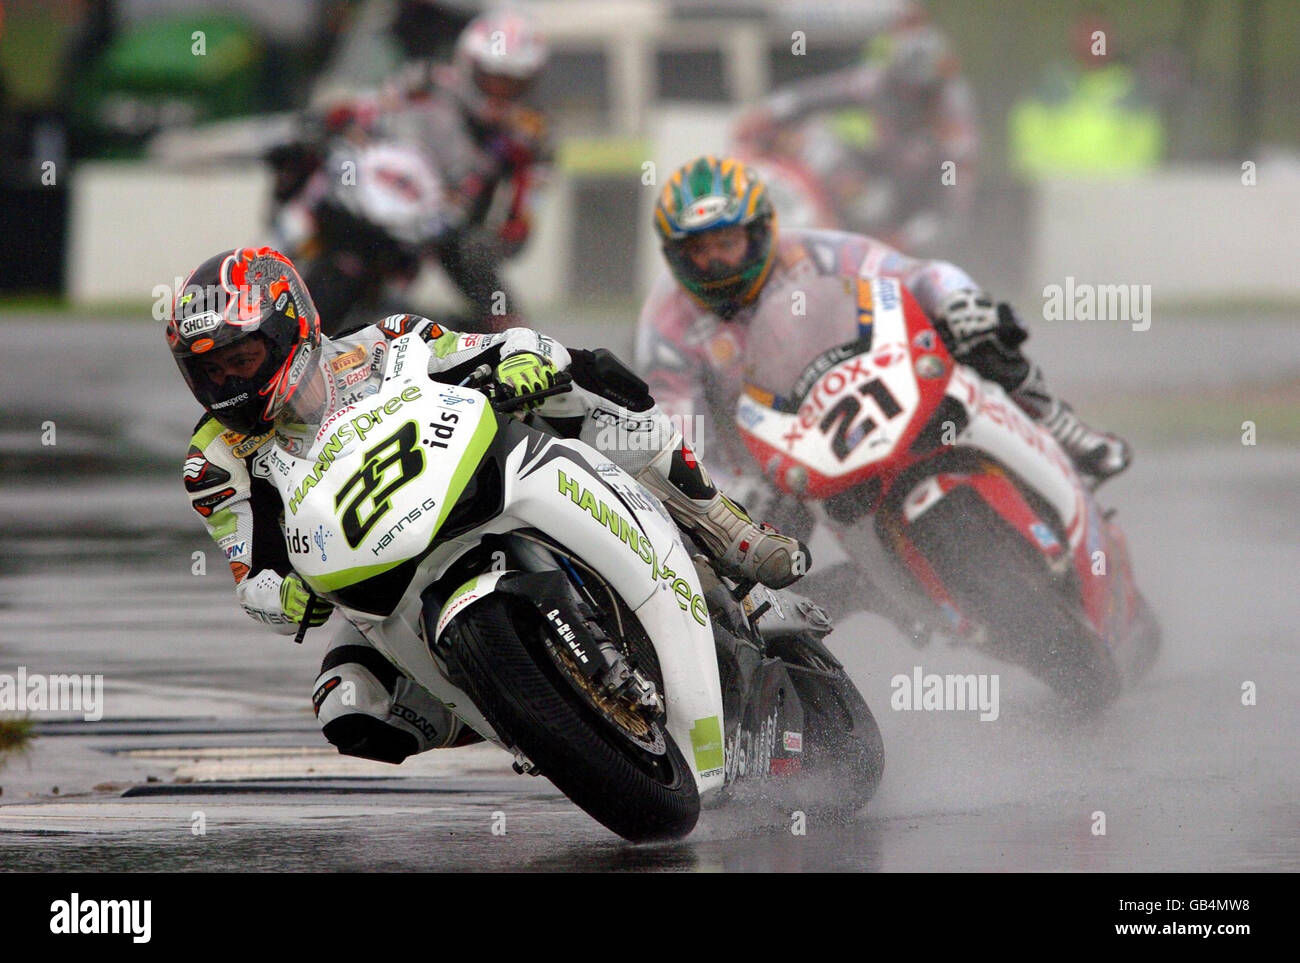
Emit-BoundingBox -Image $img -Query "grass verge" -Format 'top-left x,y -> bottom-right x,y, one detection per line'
0,717 -> 35,770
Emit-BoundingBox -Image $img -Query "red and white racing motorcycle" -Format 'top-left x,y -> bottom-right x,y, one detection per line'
736,277 -> 1160,710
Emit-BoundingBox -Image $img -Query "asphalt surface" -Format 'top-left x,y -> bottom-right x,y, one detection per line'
0,311 -> 1297,871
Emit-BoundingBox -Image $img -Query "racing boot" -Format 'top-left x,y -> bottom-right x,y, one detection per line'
934,290 -> 1132,486
563,347 -> 811,588
635,439 -> 810,589
1038,400 -> 1131,483
1012,366 -> 1132,485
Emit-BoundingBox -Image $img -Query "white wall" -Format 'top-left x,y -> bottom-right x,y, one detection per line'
66,162 -> 569,311
67,164 -> 273,305
67,157 -> 1300,308
1032,166 -> 1300,299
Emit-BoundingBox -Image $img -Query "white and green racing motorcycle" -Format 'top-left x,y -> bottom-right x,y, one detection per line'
271,334 -> 884,841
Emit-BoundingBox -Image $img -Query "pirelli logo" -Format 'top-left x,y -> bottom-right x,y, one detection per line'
330,346 -> 368,373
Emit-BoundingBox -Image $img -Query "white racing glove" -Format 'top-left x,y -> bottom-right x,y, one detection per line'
933,288 -> 1028,360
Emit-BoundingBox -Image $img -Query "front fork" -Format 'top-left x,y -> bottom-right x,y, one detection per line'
501,535 -> 664,716
426,536 -> 664,719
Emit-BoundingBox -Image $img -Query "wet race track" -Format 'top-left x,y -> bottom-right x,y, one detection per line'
1,312 -> 1297,871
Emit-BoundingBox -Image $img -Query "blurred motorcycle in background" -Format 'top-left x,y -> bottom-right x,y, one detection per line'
734,277 -> 1161,712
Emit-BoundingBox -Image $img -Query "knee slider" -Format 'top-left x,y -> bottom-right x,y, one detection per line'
322,714 -> 419,764
312,651 -> 397,726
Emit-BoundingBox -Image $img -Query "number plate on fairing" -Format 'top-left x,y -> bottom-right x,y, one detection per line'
270,335 -> 497,604
737,279 -> 921,488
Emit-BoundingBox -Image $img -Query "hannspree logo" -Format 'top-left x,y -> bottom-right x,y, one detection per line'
179,311 -> 223,339
556,469 -> 709,626
677,194 -> 732,229
288,386 -> 424,514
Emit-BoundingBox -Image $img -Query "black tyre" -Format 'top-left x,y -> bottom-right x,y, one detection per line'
785,661 -> 885,815
1126,592 -> 1162,684
905,487 -> 1122,712
446,595 -> 699,842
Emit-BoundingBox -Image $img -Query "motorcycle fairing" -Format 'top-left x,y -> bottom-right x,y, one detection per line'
273,333 -> 727,793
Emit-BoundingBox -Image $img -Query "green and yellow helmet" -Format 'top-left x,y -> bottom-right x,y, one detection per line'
654,155 -> 778,317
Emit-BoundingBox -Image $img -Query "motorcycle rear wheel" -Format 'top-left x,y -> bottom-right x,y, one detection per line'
784,659 -> 885,814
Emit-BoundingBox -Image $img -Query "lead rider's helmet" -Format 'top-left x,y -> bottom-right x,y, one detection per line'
654,155 -> 778,318
165,247 -> 322,436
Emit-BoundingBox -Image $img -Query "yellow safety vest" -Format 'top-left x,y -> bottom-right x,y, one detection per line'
1010,64 -> 1164,177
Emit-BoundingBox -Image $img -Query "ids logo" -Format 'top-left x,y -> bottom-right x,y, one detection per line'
286,528 -> 313,555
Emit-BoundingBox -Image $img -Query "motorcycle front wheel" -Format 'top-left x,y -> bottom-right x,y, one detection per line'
765,635 -> 885,815
902,485 -> 1123,713
445,595 -> 699,842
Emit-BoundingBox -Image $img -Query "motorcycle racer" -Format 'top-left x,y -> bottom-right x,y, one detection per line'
382,7 -> 553,309
634,155 -> 1130,616
268,8 -> 552,335
732,3 -> 977,251
168,246 -> 807,764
